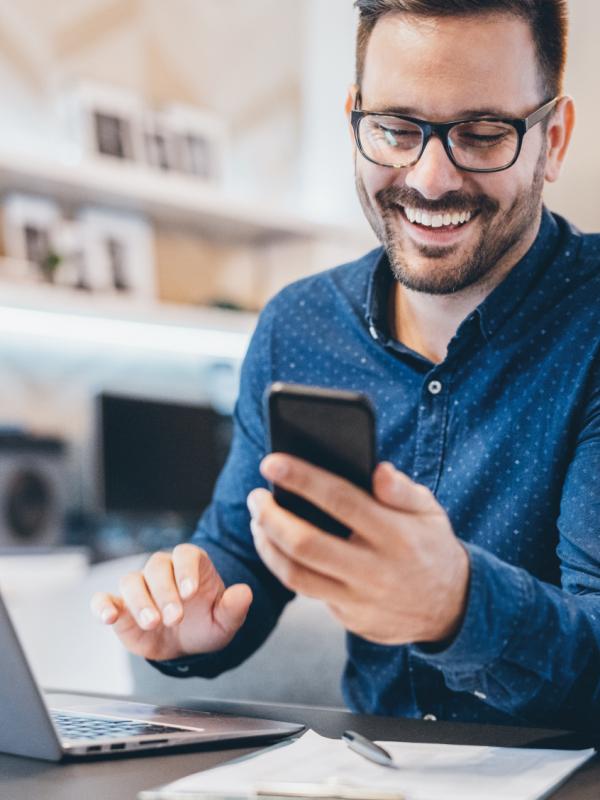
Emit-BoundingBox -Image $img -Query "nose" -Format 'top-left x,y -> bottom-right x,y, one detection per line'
403,135 -> 464,199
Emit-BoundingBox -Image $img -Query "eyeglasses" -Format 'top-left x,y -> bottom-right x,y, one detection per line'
351,96 -> 559,173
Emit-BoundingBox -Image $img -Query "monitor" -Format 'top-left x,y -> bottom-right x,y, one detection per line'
97,393 -> 233,517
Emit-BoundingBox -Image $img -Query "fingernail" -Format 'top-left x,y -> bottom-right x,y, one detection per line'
162,603 -> 181,626
100,606 -> 114,624
179,578 -> 194,598
140,607 -> 158,627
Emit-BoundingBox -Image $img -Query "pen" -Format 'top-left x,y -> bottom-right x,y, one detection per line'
342,730 -> 399,770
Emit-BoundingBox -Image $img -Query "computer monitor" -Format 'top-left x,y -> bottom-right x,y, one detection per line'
96,393 -> 233,518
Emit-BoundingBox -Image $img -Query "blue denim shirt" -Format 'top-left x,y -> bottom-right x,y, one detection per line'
154,208 -> 600,730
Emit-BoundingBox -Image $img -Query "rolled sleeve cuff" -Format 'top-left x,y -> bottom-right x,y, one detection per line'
147,649 -> 232,679
411,542 -> 530,674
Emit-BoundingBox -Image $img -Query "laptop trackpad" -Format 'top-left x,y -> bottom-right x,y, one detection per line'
44,692 -> 297,735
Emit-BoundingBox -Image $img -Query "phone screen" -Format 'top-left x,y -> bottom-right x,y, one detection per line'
265,383 -> 376,537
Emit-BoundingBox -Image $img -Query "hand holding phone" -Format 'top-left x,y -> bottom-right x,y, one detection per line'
265,382 -> 376,538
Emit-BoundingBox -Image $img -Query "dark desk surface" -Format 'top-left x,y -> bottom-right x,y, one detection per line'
2,695 -> 599,800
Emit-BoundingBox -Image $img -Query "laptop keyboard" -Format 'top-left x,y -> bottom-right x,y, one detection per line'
51,711 -> 191,741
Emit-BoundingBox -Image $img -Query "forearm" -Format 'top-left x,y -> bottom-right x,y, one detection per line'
413,543 -> 600,730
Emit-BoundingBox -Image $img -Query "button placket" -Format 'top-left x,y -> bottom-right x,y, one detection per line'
412,372 -> 451,491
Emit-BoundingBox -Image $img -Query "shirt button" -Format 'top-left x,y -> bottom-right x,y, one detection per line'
422,713 -> 437,721
473,690 -> 487,700
368,324 -> 378,340
427,380 -> 443,395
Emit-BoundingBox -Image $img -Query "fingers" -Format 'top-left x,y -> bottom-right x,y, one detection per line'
90,591 -> 122,625
213,583 -> 253,637
251,519 -> 347,601
262,454 -> 436,524
92,544 -> 220,632
372,462 -> 437,514
172,542 -> 207,599
247,488 -> 356,582
260,454 -> 390,539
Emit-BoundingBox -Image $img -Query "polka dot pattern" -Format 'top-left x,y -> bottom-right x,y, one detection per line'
157,208 -> 600,730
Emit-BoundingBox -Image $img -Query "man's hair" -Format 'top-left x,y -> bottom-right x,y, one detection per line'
354,0 -> 569,99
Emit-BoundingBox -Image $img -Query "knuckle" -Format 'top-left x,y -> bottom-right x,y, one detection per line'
118,572 -> 140,596
328,483 -> 352,521
144,550 -> 170,570
288,530 -> 311,560
173,542 -> 200,561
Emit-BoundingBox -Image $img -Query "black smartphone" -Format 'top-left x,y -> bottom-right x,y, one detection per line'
265,382 -> 376,538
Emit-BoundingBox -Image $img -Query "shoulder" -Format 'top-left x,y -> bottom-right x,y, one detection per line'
259,246 -> 383,326
578,231 -> 600,270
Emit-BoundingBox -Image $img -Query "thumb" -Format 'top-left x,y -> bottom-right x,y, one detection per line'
373,462 -> 436,514
213,583 -> 253,637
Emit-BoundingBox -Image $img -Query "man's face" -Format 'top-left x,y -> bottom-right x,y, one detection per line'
353,13 -> 550,295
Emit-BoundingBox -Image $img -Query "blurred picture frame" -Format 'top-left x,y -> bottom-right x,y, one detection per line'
62,82 -> 145,164
1,193 -> 61,283
142,112 -> 178,172
162,104 -> 228,183
77,208 -> 156,298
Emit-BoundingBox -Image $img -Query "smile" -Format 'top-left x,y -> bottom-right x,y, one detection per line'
401,206 -> 476,228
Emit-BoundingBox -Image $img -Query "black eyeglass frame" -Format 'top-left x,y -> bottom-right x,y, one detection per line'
350,95 -> 559,173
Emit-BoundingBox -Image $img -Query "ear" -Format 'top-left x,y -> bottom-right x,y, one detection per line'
345,84 -> 360,151
545,96 -> 575,183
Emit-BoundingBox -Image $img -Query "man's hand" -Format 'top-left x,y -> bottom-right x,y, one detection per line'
90,544 -> 252,662
248,455 -> 469,645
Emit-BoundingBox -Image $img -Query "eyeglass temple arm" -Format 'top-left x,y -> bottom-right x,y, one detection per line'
525,97 -> 559,131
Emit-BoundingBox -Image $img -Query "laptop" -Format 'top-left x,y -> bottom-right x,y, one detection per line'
0,590 -> 304,761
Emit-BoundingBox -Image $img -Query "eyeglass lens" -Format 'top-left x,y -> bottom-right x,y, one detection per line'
358,115 -> 519,170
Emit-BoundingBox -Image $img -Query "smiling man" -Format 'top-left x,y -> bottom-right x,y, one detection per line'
93,0 -> 600,730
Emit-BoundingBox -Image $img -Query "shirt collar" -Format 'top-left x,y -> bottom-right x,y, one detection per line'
476,207 -> 559,341
365,206 -> 560,345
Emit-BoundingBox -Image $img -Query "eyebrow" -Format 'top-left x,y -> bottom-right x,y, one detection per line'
366,105 -> 513,119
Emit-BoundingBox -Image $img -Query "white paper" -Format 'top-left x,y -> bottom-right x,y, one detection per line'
139,729 -> 595,800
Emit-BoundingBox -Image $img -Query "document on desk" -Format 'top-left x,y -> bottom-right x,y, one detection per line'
138,729 -> 595,800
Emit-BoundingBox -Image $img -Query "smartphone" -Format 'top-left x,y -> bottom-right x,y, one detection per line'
265,382 -> 376,538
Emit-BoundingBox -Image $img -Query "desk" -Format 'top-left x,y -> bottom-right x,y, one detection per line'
2,696 -> 599,800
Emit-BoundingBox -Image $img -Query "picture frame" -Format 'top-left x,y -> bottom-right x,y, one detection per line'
162,104 -> 229,183
1,193 -> 61,283
62,82 -> 145,164
142,111 -> 178,172
76,207 -> 156,298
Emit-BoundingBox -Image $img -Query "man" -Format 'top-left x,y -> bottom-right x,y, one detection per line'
92,0 -> 600,729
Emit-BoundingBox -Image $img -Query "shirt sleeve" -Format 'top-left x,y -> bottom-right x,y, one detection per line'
150,299 -> 294,680
412,355 -> 600,731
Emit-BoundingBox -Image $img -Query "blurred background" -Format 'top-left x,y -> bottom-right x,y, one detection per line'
0,0 -> 597,699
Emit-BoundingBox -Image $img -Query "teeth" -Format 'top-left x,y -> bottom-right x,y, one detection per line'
403,207 -> 473,228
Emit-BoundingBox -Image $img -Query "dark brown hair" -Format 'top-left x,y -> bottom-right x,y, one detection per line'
354,0 -> 569,98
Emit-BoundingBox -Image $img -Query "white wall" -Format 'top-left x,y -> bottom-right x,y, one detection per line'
544,0 -> 600,231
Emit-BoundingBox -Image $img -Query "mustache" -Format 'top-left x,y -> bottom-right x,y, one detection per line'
376,185 -> 499,216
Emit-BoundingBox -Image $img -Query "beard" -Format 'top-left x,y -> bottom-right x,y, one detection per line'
355,147 -> 546,296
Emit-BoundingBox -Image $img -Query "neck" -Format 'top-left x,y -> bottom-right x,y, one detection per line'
391,213 -> 543,364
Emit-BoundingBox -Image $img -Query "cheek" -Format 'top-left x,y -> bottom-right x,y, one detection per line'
358,159 -> 402,200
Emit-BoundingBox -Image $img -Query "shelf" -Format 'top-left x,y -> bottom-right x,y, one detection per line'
0,149 -> 362,245
0,277 -> 255,360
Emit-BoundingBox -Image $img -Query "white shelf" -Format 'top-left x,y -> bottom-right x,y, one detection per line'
0,149 -> 359,245
0,277 -> 256,360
